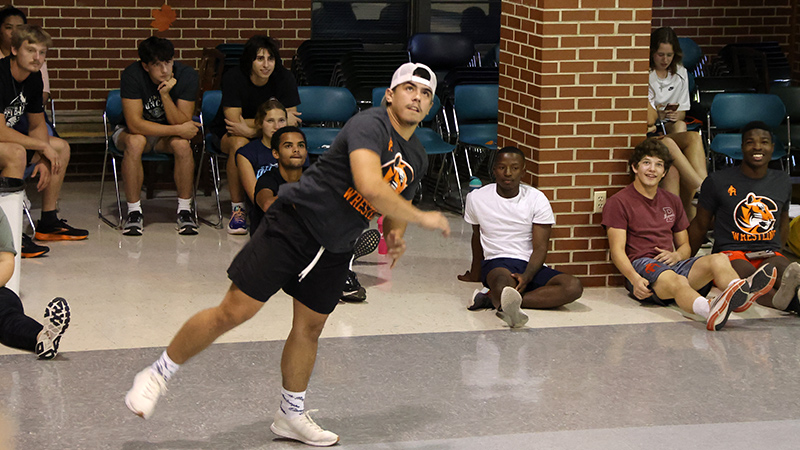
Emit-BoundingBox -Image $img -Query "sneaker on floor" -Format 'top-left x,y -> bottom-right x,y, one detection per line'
34,218 -> 88,241
772,262 -> 800,311
341,270 -> 366,302
123,211 -> 143,236
125,367 -> 168,419
353,229 -> 380,260
734,263 -> 777,312
227,205 -> 247,235
497,286 -> 528,328
271,410 -> 339,447
707,279 -> 747,331
22,233 -> 49,258
35,297 -> 70,359
467,288 -> 494,311
176,210 -> 198,236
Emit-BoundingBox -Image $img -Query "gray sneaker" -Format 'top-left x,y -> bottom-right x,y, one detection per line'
497,286 -> 528,328
772,262 -> 800,311
176,210 -> 198,235
123,211 -> 143,236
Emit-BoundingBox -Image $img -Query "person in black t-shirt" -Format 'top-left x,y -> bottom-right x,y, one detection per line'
688,121 -> 800,313
210,35 -> 301,235
251,126 -> 306,234
114,36 -> 201,236
0,24 -> 88,247
125,63 -> 450,447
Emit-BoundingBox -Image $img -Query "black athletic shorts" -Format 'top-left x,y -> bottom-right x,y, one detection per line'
227,198 -> 352,315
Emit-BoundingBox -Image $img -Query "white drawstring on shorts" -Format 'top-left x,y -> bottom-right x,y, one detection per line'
298,246 -> 325,282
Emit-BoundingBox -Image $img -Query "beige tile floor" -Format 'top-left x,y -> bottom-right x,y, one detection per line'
2,181 -> 790,357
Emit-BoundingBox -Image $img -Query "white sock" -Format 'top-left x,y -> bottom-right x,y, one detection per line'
177,197 -> 193,213
693,296 -> 710,319
279,388 -> 305,419
151,350 -> 180,381
232,201 -> 245,211
127,201 -> 142,214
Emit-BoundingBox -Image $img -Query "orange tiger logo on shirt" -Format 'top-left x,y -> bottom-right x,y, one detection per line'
733,192 -> 777,236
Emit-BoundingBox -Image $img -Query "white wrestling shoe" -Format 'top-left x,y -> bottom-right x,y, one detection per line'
271,410 -> 340,447
497,286 -> 529,328
125,367 -> 167,419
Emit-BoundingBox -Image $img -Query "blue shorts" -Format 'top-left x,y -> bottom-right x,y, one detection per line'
480,258 -> 562,293
627,256 -> 712,305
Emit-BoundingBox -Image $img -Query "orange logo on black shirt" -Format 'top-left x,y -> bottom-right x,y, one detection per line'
382,153 -> 414,194
727,185 -> 737,196
731,192 -> 777,241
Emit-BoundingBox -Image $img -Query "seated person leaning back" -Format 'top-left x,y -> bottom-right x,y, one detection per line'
602,138 -> 776,331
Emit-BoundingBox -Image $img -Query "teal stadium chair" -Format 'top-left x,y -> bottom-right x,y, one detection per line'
297,86 -> 358,154
195,89 -> 224,228
98,89 -> 172,229
707,93 -> 788,171
452,83 -> 498,183
769,85 -> 800,174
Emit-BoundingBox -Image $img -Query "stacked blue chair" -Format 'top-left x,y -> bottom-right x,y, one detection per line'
297,86 -> 358,155
98,89 -> 172,229
707,93 -> 788,171
769,85 -> 800,173
195,90 -> 224,228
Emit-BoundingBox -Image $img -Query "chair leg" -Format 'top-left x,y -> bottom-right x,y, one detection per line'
98,150 -> 123,229
194,149 -> 223,229
451,151 -> 464,213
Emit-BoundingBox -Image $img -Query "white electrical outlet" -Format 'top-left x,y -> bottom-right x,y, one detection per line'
593,191 -> 607,213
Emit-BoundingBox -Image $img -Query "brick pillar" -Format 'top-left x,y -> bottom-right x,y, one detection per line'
498,0 -> 652,287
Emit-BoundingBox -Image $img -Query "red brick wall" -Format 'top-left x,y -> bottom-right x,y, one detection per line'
498,0 -> 652,287
14,0 -> 312,111
652,0 -> 799,83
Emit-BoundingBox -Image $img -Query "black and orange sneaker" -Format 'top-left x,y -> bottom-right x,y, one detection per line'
34,218 -> 89,241
22,233 -> 49,258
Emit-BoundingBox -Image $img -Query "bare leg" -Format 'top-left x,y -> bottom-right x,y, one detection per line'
163,137 -> 195,199
221,134 -> 250,204
687,253 -> 739,293
280,299 -> 329,392
665,119 -> 688,134
0,143 -> 26,178
485,267 -> 515,309
118,132 -> 147,204
165,284 -> 263,364
521,273 -> 583,309
651,270 -> 703,313
40,137 -> 71,211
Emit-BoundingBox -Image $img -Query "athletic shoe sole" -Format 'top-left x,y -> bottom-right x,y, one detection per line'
772,262 -> 800,311
707,279 -> 746,331
498,286 -> 528,328
37,297 -> 70,359
226,226 -> 248,235
123,228 -> 143,236
34,231 -> 88,241
270,414 -> 340,447
733,263 -> 777,313
22,249 -> 48,258
353,229 -> 381,260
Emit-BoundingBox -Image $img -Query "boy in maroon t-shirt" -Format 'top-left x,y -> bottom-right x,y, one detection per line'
602,138 -> 776,331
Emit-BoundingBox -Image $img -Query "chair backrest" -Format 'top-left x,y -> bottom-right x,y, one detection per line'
454,84 -> 498,121
297,86 -> 358,123
709,93 -> 786,130
678,37 -> 702,73
105,90 -> 123,127
201,90 -> 222,126
769,86 -> 800,119
407,33 -> 475,70
370,87 -> 441,123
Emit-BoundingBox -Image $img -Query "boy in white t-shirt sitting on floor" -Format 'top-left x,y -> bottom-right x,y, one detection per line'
458,146 -> 583,328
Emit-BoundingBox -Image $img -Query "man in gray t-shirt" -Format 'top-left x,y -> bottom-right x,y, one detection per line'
689,121 -> 799,313
125,63 -> 451,446
0,206 -> 70,359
